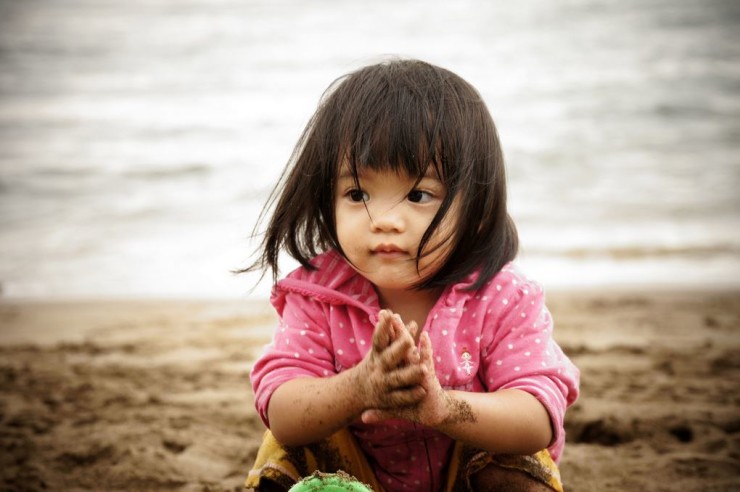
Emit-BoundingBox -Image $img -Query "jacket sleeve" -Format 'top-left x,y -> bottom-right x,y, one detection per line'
250,291 -> 336,427
479,277 -> 580,460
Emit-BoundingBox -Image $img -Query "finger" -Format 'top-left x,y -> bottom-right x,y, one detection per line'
396,326 -> 417,346
388,317 -> 420,365
420,331 -> 435,371
384,363 -> 427,390
381,385 -> 427,408
361,407 -> 411,425
361,408 -> 407,424
405,321 -> 421,363
381,335 -> 417,369
407,320 -> 421,346
372,310 -> 394,352
390,313 -> 406,341
361,409 -> 389,424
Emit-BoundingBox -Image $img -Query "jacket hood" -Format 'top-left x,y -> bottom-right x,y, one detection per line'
270,250 -> 379,318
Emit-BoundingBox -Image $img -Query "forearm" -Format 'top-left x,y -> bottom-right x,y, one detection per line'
267,369 -> 364,446
435,388 -> 553,455
266,310 -> 427,446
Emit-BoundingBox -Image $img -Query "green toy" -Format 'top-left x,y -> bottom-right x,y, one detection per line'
288,470 -> 373,491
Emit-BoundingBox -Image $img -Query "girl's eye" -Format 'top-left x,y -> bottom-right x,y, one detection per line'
408,189 -> 433,203
348,189 -> 369,202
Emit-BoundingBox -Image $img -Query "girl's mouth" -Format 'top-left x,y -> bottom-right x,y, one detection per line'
372,244 -> 407,258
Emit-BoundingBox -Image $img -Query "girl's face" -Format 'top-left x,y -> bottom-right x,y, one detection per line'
334,164 -> 459,296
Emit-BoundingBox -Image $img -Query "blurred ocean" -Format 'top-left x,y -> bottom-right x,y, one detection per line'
0,0 -> 739,299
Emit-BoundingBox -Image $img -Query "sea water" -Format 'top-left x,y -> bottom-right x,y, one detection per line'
1,0 -> 738,299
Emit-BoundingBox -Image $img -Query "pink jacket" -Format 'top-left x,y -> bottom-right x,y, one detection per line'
251,250 -> 579,490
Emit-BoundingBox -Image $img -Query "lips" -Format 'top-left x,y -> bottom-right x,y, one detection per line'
372,244 -> 405,254
371,244 -> 407,258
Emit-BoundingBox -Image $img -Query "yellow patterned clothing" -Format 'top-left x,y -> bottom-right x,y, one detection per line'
245,429 -> 563,491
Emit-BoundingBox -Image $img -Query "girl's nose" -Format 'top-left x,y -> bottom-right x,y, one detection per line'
369,204 -> 405,233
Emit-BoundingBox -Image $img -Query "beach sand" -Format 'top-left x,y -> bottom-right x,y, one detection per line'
0,291 -> 738,491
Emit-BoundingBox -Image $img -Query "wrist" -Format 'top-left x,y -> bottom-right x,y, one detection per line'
344,363 -> 370,415
435,390 -> 477,430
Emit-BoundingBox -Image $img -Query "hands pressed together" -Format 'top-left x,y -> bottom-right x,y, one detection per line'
269,308 -> 548,453
352,310 -> 454,428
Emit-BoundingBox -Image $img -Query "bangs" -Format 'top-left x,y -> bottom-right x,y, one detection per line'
330,61 -> 449,183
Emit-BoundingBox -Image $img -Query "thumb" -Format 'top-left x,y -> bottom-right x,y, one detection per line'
361,408 -> 394,424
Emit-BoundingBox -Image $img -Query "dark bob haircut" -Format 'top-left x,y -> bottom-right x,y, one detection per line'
246,58 -> 518,291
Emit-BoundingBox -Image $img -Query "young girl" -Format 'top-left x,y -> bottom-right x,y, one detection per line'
244,59 -> 579,491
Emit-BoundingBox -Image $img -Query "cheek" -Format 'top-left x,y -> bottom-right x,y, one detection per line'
334,206 -> 356,249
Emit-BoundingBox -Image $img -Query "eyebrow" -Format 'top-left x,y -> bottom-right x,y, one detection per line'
423,166 -> 441,179
337,168 -> 354,180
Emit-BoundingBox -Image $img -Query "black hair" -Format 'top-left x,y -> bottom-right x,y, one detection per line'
244,58 -> 518,291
